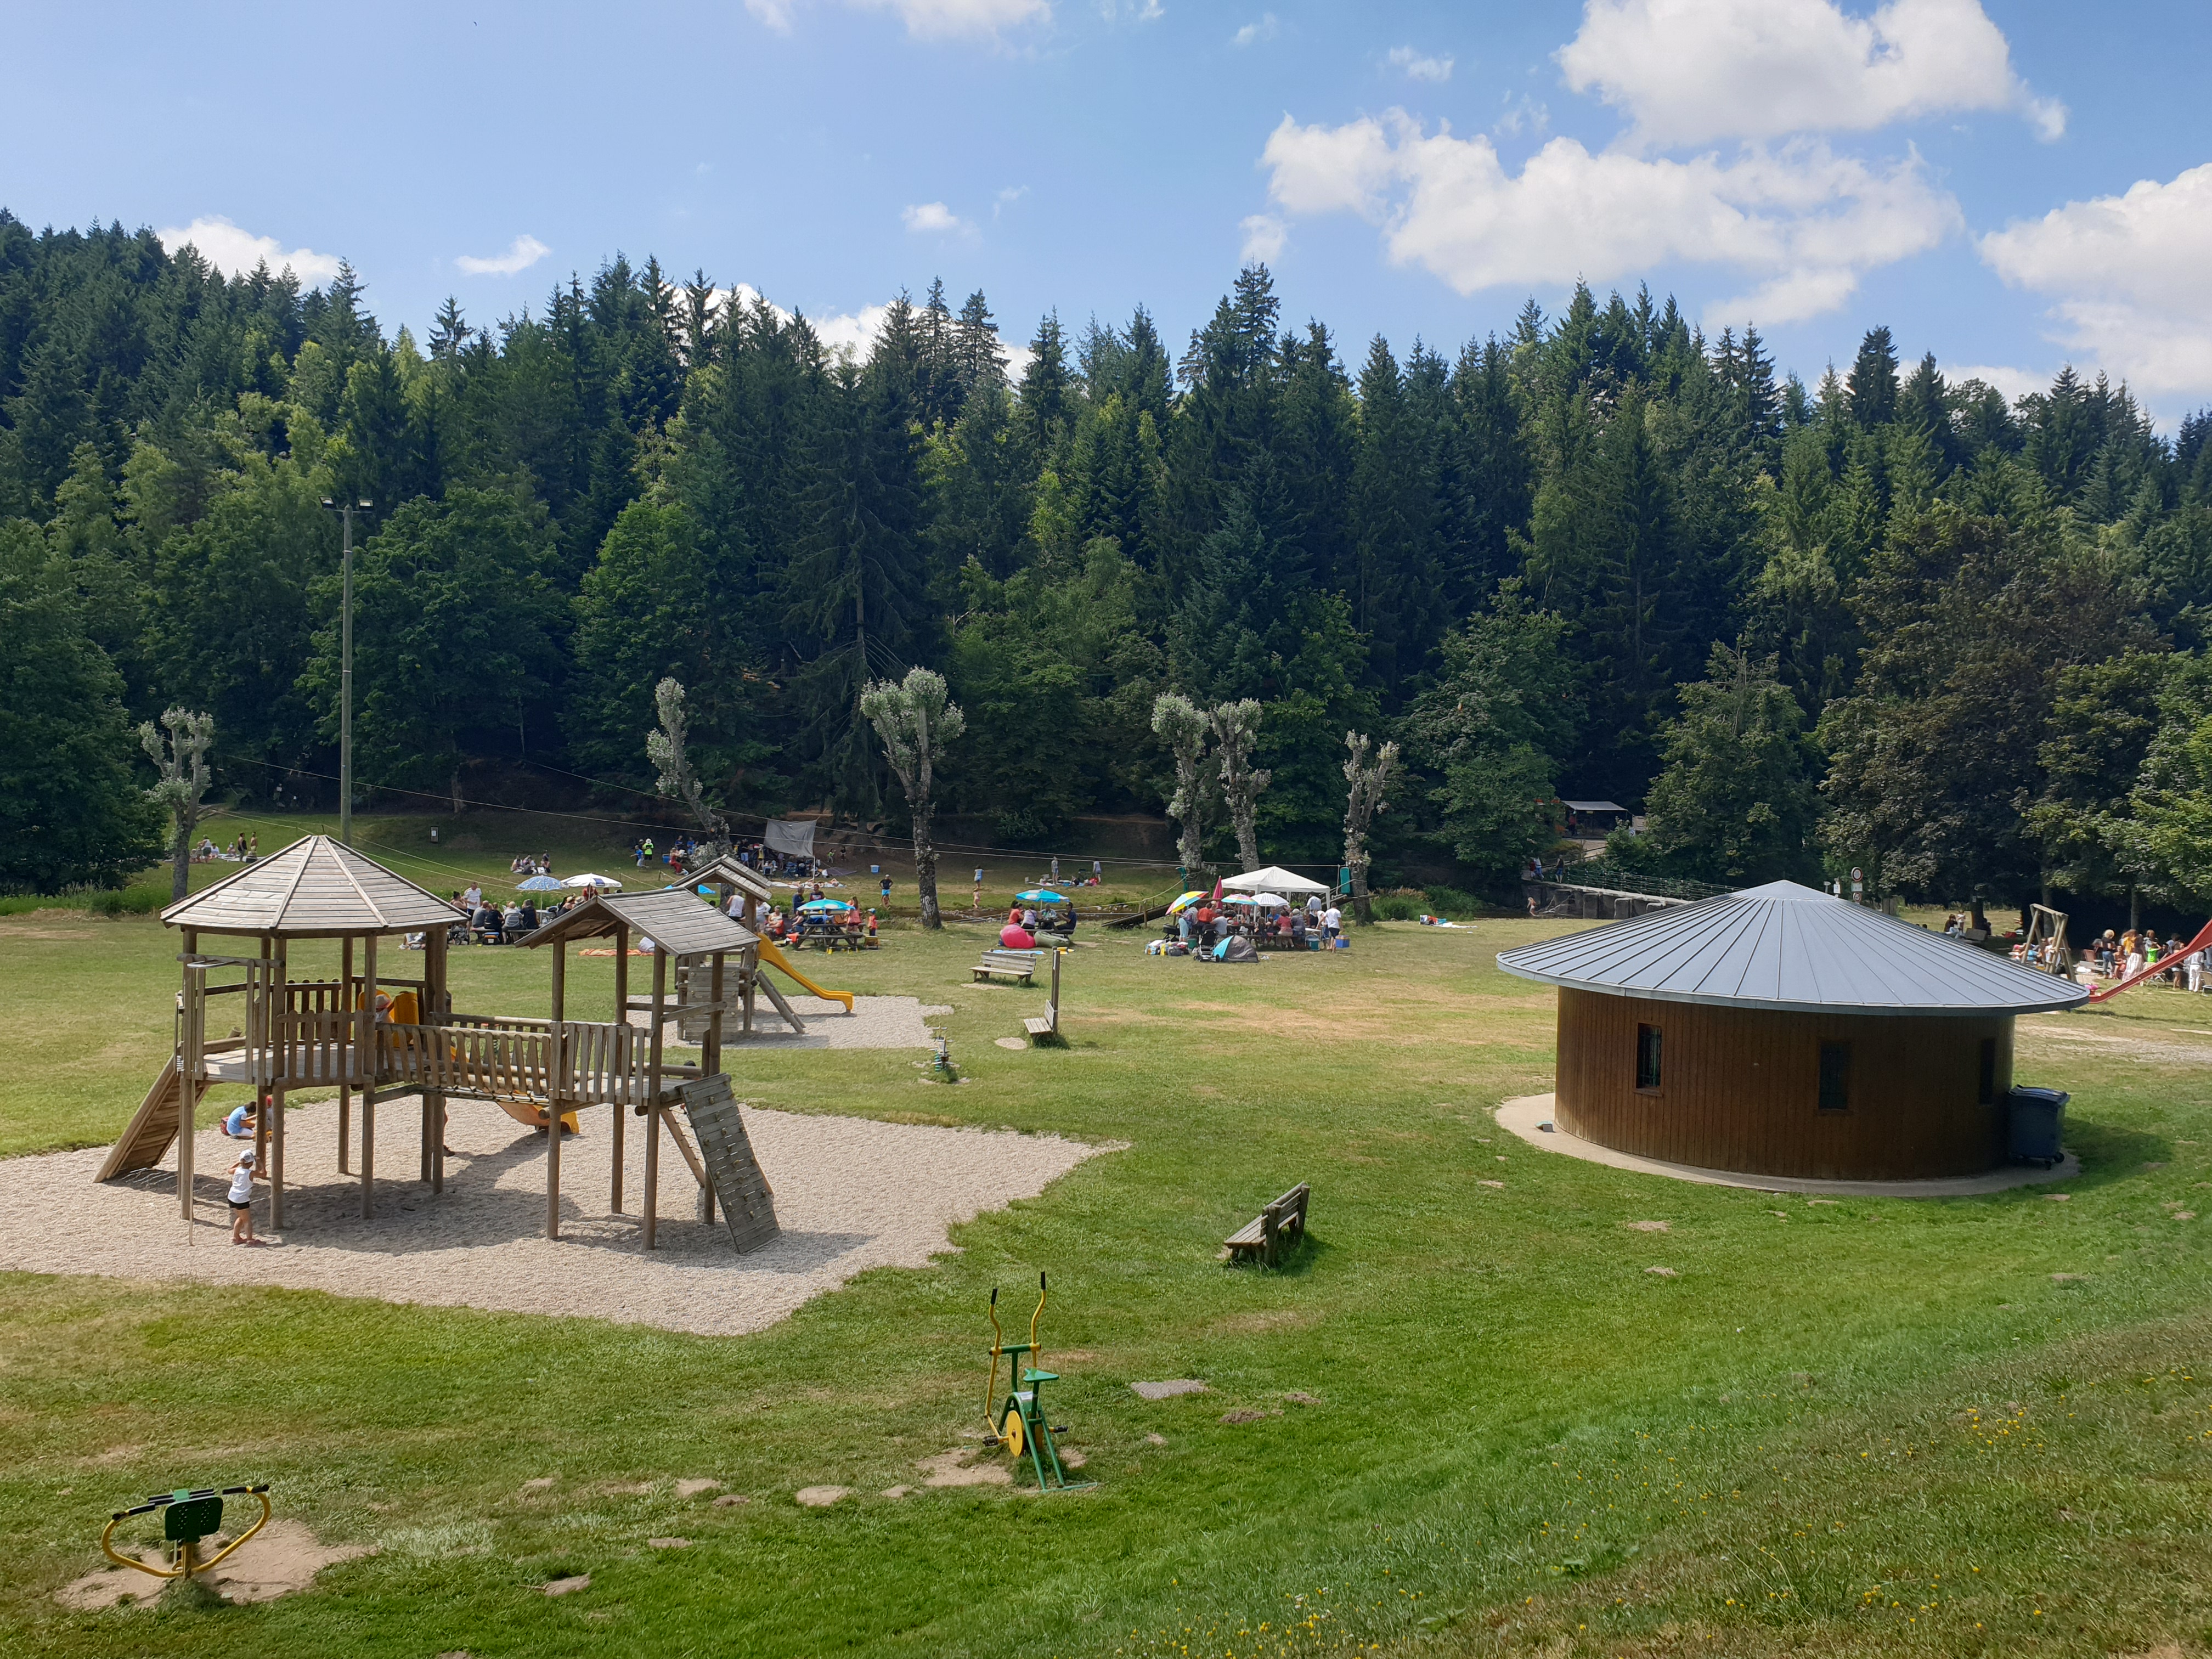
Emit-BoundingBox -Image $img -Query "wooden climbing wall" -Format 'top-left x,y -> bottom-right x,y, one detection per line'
673,1074 -> 780,1252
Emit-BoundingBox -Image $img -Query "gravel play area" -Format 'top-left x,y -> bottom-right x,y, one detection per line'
0,1098 -> 1107,1337
687,993 -> 955,1049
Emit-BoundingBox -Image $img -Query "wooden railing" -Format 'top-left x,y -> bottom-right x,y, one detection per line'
240,1006 -> 652,1107
376,1014 -> 646,1106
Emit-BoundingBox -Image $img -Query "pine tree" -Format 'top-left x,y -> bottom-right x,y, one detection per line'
953,290 -> 1008,399
1845,326 -> 1899,428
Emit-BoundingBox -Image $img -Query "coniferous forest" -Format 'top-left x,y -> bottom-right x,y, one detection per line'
7,210 -> 2212,923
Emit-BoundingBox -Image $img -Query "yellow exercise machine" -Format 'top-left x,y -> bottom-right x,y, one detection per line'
981,1274 -> 1093,1492
101,1483 -> 271,1583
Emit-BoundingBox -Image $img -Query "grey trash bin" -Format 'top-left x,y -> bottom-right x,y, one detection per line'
2006,1086 -> 2068,1167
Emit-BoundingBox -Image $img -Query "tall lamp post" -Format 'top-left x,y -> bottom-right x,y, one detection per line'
320,498 -> 373,846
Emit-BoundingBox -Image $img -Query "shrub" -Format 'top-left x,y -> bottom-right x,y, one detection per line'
1423,885 -> 1480,918
1371,894 -> 1424,921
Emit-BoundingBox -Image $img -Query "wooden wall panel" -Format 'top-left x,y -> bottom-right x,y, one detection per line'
1554,988 -> 2012,1180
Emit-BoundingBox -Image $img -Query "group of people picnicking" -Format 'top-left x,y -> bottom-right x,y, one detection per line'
1166,893 -> 1342,957
193,833 -> 259,863
759,897 -> 881,949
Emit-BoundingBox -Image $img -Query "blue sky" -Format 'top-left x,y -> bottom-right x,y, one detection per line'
12,1 -> 2211,422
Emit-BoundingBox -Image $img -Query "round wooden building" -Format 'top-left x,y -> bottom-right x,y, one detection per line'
1497,880 -> 2088,1181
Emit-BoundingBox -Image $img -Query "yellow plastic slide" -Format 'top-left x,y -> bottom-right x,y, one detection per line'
755,937 -> 856,1012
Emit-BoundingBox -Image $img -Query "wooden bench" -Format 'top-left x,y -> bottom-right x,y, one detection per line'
973,949 -> 1041,985
1224,1183 -> 1309,1267
1023,950 -> 1066,1045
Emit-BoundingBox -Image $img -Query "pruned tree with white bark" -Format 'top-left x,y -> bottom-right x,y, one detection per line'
1211,698 -> 1271,873
139,707 -> 214,902
860,667 -> 965,929
1152,691 -> 1212,881
1342,730 -> 1400,926
646,676 -> 730,856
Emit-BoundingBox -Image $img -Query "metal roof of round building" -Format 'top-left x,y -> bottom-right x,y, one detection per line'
1496,879 -> 2090,1015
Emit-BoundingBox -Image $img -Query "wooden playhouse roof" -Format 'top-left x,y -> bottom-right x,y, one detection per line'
161,835 -> 461,938
689,853 -> 773,901
523,888 -> 759,957
1497,879 -> 2090,1017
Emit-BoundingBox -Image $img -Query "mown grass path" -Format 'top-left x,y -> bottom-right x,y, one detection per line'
3,894 -> 2208,1657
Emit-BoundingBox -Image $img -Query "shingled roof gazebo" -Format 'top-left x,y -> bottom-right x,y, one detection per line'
99,835 -> 466,1228
1497,880 -> 2088,1181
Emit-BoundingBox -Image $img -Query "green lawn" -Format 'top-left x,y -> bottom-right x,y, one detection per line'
3,890 -> 2210,1658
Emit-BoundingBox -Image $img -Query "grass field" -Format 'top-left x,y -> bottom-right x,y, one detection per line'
3,843 -> 2210,1657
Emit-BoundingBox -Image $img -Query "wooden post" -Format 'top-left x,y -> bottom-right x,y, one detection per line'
179,929 -> 199,1221
253,936 -> 273,1177
426,927 -> 447,1195
338,935 -> 353,1173
546,1084 -> 562,1241
699,951 -> 725,1225
270,937 -> 288,1231
612,923 -> 628,1214
644,945 -> 666,1249
360,933 -> 378,1219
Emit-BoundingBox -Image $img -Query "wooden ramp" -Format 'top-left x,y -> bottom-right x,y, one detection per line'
672,1075 -> 780,1252
94,1045 -> 240,1182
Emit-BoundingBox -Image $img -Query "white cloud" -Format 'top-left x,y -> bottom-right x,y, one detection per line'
454,234 -> 551,278
1256,111 -> 1960,321
1232,13 -> 1276,46
1944,363 -> 2046,404
1387,45 -> 1453,83
1978,163 -> 2212,400
994,184 -> 1029,219
1240,213 -> 1288,263
809,302 -> 896,359
750,0 -> 1048,36
1098,0 -> 1162,20
154,216 -> 343,283
902,201 -> 974,235
1495,94 -> 1549,138
1556,0 -> 2063,148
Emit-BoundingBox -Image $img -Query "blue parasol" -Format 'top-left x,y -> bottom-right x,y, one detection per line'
1014,889 -> 1067,904
517,874 -> 565,891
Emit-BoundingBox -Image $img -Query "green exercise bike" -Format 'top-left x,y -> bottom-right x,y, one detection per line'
983,1274 -> 1094,1492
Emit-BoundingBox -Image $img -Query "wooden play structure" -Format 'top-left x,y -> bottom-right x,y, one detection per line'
689,852 -> 856,1023
97,836 -> 779,1251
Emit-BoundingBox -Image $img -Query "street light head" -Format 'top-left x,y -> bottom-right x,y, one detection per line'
358,499 -> 373,509
321,497 -> 335,507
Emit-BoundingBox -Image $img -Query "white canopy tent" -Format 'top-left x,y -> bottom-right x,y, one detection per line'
1221,865 -> 1331,896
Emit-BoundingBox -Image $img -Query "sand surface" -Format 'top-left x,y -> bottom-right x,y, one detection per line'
0,1092 -> 1106,1336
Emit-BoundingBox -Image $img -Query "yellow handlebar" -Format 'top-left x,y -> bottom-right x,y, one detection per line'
983,1287 -> 1004,1434
1029,1272 -> 1046,1374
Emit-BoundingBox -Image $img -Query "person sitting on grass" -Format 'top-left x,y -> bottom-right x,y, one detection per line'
223,1101 -> 258,1139
228,1149 -> 262,1245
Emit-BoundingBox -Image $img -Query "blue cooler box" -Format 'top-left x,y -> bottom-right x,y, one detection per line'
2006,1086 -> 2068,1167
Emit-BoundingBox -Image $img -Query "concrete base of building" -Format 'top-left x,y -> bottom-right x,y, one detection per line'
1495,1093 -> 2079,1199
